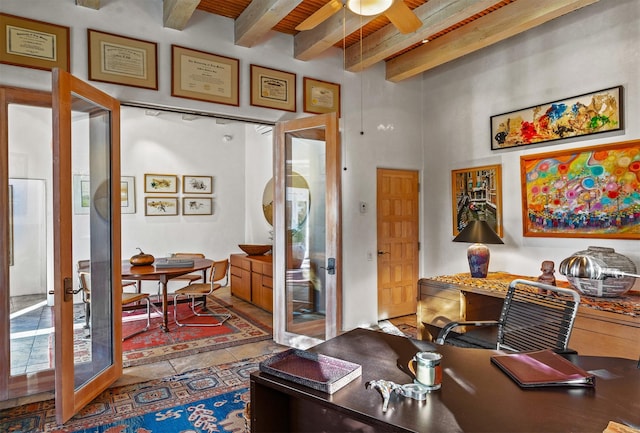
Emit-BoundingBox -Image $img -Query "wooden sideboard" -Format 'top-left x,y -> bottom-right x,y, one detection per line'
230,254 -> 273,312
418,272 -> 640,360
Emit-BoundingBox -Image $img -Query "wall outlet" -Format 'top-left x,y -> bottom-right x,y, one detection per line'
360,201 -> 367,213
367,251 -> 373,261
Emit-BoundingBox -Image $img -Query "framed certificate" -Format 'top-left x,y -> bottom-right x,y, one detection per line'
171,45 -> 239,106
0,13 -> 70,71
250,64 -> 296,112
303,77 -> 340,117
88,29 -> 158,90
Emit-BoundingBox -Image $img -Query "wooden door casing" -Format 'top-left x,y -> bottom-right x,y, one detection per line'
376,168 -> 419,320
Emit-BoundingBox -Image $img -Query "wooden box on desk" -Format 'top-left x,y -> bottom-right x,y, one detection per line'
418,272 -> 640,360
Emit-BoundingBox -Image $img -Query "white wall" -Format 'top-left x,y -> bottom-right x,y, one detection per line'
0,1 -> 425,326
421,0 -> 640,285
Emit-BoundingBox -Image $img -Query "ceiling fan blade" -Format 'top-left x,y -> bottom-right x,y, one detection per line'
295,0 -> 343,31
384,0 -> 422,34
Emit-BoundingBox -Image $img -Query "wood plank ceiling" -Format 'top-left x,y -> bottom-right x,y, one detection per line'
83,0 -> 601,82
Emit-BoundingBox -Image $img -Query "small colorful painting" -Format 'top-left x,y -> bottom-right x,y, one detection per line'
520,140 -> 640,239
451,164 -> 503,237
492,86 -> 623,150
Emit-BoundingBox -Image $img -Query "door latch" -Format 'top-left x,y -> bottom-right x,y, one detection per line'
48,277 -> 78,302
326,257 -> 336,275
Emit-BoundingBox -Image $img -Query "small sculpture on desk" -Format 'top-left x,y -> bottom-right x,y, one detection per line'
537,260 -> 557,294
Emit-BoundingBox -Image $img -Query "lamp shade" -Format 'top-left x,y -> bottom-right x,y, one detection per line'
453,220 -> 503,278
452,220 -> 504,245
346,0 -> 393,16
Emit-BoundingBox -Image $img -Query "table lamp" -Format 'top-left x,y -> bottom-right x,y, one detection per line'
559,254 -> 640,279
453,220 -> 503,278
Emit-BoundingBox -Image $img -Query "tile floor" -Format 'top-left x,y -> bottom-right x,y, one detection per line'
1,286 -> 416,411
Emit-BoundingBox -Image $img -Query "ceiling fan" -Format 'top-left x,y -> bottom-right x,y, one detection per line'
295,0 -> 422,34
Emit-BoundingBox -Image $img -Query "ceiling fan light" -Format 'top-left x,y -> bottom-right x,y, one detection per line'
346,0 -> 393,16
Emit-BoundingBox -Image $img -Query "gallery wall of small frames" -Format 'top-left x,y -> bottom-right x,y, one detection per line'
144,174 -> 213,216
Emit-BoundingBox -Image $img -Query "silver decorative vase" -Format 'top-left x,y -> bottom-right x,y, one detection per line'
565,246 -> 636,297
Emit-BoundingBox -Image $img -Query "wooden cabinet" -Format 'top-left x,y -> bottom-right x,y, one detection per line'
418,273 -> 640,360
230,254 -> 273,312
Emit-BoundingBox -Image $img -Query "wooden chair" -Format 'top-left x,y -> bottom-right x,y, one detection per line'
173,258 -> 231,327
77,260 -> 151,340
436,279 -> 581,353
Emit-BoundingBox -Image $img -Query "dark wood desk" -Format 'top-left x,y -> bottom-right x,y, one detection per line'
250,328 -> 640,432
121,258 -> 212,332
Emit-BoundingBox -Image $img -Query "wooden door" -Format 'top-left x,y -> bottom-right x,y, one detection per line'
377,168 -> 419,319
52,69 -> 123,424
273,113 -> 341,349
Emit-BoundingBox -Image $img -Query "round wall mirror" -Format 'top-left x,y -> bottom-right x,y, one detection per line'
262,171 -> 310,228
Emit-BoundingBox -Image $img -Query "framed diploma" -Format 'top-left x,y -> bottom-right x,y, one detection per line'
303,77 -> 341,117
0,13 -> 70,71
88,29 -> 158,90
250,64 -> 296,112
171,45 -> 239,106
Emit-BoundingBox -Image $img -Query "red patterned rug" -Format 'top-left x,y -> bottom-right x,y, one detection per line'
120,296 -> 271,367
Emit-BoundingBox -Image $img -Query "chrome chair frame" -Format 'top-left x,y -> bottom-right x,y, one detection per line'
173,259 -> 231,327
77,259 -> 152,340
436,279 -> 581,352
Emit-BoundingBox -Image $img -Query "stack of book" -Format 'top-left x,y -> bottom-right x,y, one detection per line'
155,258 -> 195,268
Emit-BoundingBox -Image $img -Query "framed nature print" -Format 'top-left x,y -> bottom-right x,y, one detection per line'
183,175 -> 212,194
451,164 -> 503,237
520,139 -> 640,239
88,29 -> 158,90
120,176 -> 136,214
303,77 -> 340,117
171,45 -> 239,106
183,197 -> 212,215
0,13 -> 70,71
144,174 -> 177,193
73,175 -> 91,214
250,64 -> 296,112
145,197 -> 178,216
491,86 -> 623,150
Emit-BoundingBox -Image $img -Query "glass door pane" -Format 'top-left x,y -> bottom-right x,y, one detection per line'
285,135 -> 326,340
273,113 -> 341,349
69,96 -> 113,387
8,106 -> 52,377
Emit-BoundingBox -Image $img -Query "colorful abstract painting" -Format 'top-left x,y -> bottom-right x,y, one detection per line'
520,140 -> 640,239
492,86 -> 622,150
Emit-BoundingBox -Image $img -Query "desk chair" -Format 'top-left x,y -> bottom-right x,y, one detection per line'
173,258 -> 231,327
435,279 -> 581,353
77,260 -> 151,340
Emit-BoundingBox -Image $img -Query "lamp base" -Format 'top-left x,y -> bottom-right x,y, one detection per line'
467,243 -> 490,278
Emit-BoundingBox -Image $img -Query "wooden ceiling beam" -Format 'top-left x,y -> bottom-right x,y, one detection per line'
163,0 -> 200,31
75,0 -> 100,9
294,9 -> 376,61
345,0 -> 498,72
386,0 -> 599,82
235,0 -> 303,47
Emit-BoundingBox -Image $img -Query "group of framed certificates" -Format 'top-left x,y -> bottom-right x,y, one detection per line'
0,13 -> 341,117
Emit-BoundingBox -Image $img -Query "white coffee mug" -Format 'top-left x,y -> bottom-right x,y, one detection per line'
408,351 -> 442,390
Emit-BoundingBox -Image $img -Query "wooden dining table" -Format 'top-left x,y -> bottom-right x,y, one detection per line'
121,258 -> 213,332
